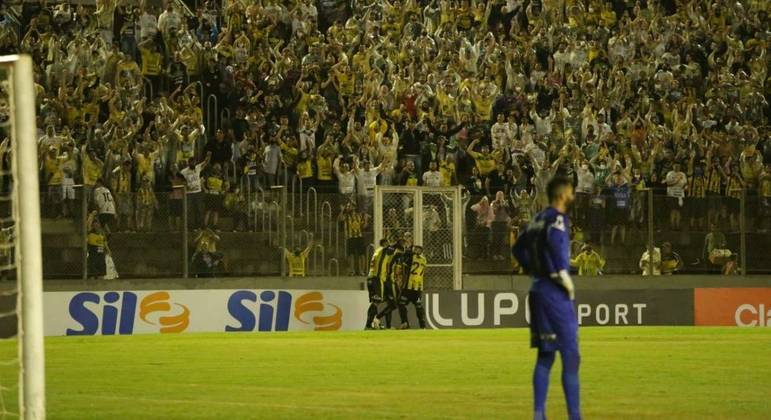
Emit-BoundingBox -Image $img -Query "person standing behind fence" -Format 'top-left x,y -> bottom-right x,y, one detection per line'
204,164 -> 227,230
340,202 -> 368,276
606,171 -> 630,246
111,159 -> 134,232
297,150 -> 315,191
82,143 -> 104,201
424,205 -> 443,260
333,155 -> 356,205
665,162 -> 687,231
224,185 -> 248,232
86,210 -> 109,280
93,179 -> 116,234
204,129 -> 234,177
262,137 -> 282,187
723,164 -> 743,231
181,152 -> 211,229
136,177 -> 158,232
574,160 -> 594,226
629,169 -> 646,228
168,169 -> 185,231
570,244 -> 606,276
491,191 -> 511,261
193,227 -> 226,277
240,146 -> 261,192
42,146 -> 63,218
284,241 -> 314,277
316,134 -> 338,193
354,159 -> 383,213
687,152 -> 708,231
470,196 -> 494,260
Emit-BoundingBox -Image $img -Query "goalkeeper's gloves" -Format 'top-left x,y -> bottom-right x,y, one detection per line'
553,269 -> 575,300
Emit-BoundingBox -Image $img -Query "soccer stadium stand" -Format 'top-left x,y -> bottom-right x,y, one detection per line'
0,0 -> 768,279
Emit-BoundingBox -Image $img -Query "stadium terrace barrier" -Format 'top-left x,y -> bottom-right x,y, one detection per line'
40,190 -> 771,280
41,275 -> 771,293
38,287 -> 771,336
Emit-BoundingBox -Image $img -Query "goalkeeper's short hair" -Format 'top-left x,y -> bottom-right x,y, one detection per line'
547,176 -> 573,203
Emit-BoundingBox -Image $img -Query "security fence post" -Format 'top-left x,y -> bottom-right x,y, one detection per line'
739,188 -> 746,276
183,186 -> 189,279
647,188 -> 654,277
81,185 -> 88,281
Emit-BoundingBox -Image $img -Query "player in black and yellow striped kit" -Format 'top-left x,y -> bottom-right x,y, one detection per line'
365,239 -> 389,329
370,239 -> 405,329
398,245 -> 427,329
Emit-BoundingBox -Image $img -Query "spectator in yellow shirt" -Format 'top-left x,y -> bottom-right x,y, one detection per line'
570,244 -> 606,276
439,155 -> 457,186
285,241 -> 314,277
135,177 -> 158,232
82,144 -> 104,196
466,138 -> 496,176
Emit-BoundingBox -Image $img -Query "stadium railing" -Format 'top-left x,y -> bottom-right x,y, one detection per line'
40,185 -> 769,279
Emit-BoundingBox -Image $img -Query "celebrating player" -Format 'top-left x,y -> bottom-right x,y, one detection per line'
512,177 -> 581,420
397,244 -> 427,329
373,238 -> 405,329
365,238 -> 389,329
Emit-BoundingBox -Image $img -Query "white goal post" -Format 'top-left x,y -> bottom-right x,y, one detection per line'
373,186 -> 463,290
2,54 -> 46,419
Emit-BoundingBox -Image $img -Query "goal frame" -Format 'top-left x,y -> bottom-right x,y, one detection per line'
2,54 -> 45,419
373,185 -> 463,290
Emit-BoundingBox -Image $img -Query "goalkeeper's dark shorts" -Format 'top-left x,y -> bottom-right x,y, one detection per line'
366,277 -> 382,303
528,280 -> 578,354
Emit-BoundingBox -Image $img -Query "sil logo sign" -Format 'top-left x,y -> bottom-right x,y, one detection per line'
226,290 -> 344,332
66,291 -> 190,335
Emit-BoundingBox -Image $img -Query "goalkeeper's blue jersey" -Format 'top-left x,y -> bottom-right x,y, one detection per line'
512,207 -> 571,287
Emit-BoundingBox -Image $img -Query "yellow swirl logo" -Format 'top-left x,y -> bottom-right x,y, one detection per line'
293,292 -> 343,331
139,292 -> 190,333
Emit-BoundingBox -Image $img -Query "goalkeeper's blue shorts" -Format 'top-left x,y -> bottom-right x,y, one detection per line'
529,278 -> 578,353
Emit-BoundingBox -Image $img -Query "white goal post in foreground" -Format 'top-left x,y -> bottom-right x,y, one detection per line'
373,186 -> 463,290
1,54 -> 46,419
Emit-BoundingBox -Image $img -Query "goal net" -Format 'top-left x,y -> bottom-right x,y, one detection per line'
373,186 -> 463,290
0,55 -> 46,419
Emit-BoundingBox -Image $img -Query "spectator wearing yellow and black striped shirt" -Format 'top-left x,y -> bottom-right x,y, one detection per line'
339,202 -> 368,276
723,164 -> 744,231
687,153 -> 708,230
704,155 -> 724,227
204,164 -> 227,230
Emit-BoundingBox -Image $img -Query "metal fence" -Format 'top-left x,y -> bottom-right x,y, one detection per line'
40,185 -> 771,280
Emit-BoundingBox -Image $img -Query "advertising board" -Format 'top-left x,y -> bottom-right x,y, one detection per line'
43,287 -> 771,335
694,288 -> 771,327
417,290 -> 694,329
44,289 -> 370,336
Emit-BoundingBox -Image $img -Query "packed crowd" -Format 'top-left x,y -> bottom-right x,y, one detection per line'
0,0 -> 769,277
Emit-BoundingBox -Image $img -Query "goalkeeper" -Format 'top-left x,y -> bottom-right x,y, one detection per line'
512,177 -> 581,420
397,244 -> 427,329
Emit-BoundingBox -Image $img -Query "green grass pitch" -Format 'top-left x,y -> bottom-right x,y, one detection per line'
0,327 -> 769,419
